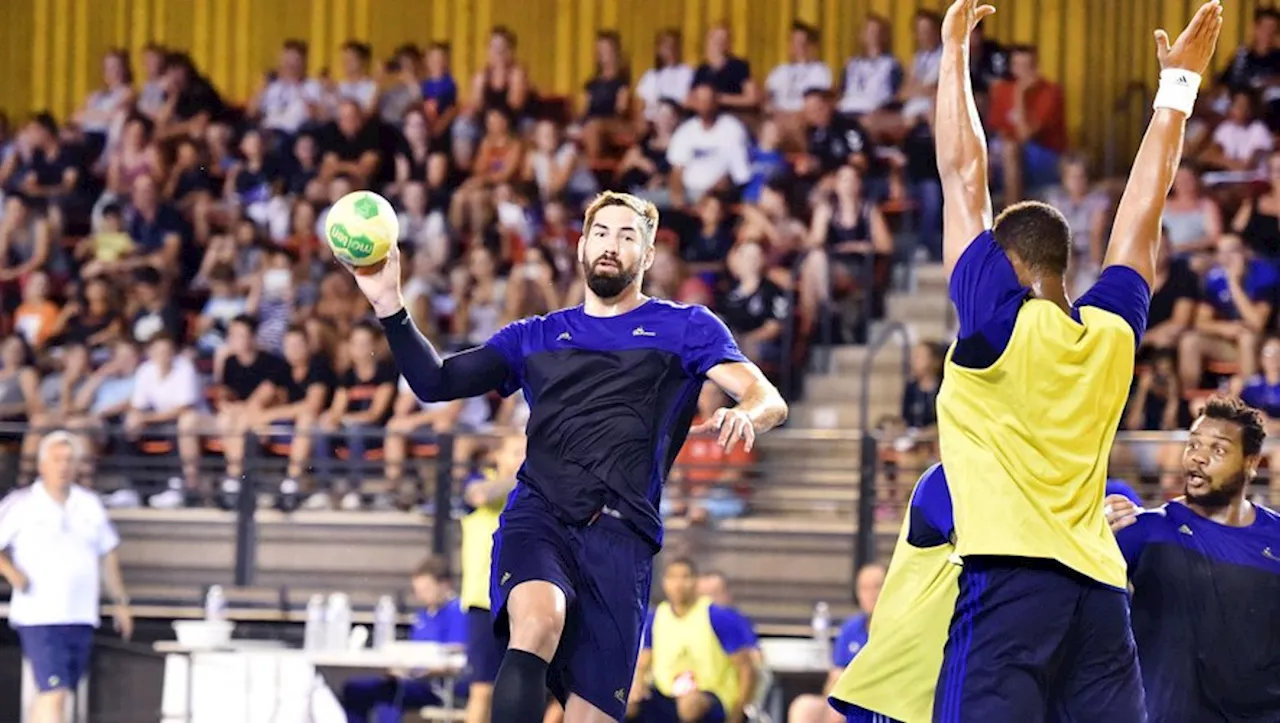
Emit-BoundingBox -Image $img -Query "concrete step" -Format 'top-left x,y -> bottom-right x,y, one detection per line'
804,371 -> 906,405
828,344 -> 915,375
789,399 -> 901,430
886,293 -> 950,324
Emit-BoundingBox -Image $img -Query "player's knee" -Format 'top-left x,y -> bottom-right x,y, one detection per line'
787,693 -> 825,723
506,583 -> 567,658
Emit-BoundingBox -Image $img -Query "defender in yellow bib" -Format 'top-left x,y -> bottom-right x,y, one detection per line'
926,1 -> 1223,722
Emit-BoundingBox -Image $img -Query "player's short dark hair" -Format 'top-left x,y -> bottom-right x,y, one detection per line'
413,555 -> 451,582
992,201 -> 1072,276
230,314 -> 259,335
666,556 -> 698,575
1201,396 -> 1267,457
791,22 -> 819,43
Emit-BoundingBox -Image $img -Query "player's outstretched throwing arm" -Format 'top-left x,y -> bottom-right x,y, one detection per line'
1104,1 -> 1223,288
936,0 -> 996,277
346,244 -> 512,401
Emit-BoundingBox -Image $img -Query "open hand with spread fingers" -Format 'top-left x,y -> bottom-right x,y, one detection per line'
1155,0 -> 1224,75
942,0 -> 996,46
690,407 -> 757,453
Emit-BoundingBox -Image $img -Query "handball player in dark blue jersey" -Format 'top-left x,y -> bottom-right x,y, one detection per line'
1106,396 -> 1280,722
345,191 -> 788,723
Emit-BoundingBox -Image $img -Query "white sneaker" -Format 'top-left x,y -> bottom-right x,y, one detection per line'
104,488 -> 142,509
339,491 -> 364,511
302,492 -> 334,510
148,489 -> 186,509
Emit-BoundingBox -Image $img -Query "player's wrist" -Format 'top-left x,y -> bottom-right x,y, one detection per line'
371,293 -> 406,319
1152,68 -> 1201,116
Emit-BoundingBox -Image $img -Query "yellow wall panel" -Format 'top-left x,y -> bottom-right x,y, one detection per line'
0,0 -> 1259,167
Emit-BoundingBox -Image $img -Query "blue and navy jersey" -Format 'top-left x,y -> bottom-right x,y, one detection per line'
1203,260 -> 1279,321
1240,375 -> 1280,419
641,602 -> 755,655
485,300 -> 747,549
1116,502 -> 1280,721
408,598 -> 468,645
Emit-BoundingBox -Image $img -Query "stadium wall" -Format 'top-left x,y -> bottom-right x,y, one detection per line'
0,0 -> 1267,162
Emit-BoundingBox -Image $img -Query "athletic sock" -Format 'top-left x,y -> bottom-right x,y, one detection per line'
491,648 -> 550,723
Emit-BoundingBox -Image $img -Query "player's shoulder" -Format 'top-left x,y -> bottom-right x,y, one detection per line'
0,486 -> 35,515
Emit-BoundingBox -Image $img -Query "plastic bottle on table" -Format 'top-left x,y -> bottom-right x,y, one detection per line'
204,585 -> 226,622
304,594 -> 326,650
373,595 -> 397,649
325,593 -> 352,651
812,600 -> 832,659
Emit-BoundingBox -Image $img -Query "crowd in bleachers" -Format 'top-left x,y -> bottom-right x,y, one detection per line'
4,7 -> 1280,513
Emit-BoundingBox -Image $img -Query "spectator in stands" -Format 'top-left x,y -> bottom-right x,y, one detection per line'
67,339 -> 138,442
837,15 -> 902,123
898,11 -> 943,133
153,52 -> 223,140
1143,238 -> 1199,357
0,431 -> 133,723
1215,8 -> 1280,128
49,276 -> 121,358
328,41 -> 377,117
1165,164 -> 1223,265
664,383 -> 752,523
126,334 -> 200,507
581,30 -> 632,163
1179,234 -> 1276,389
616,99 -> 679,201
31,344 -> 89,450
683,195 -> 735,279
320,99 -> 382,186
766,23 -> 832,147
377,44 -> 425,128
128,266 -> 183,344
1233,152 -> 1280,259
13,271 -> 59,349
1199,90 -> 1274,173
450,108 -> 524,232
383,375 -> 466,501
193,263 -> 248,356
0,336 -> 39,442
988,45 -> 1066,203
798,89 -> 873,194
192,315 -> 286,501
250,325 -> 333,502
0,195 -> 52,286
719,240 -> 789,366
390,109 -> 443,202
1127,350 -> 1185,433
14,114 -> 83,227
800,165 -> 892,331
468,27 -> 531,128
421,42 -> 459,145
631,557 -> 755,723
1234,335 -> 1280,502
968,21 -> 1009,102
250,39 -> 323,138
786,563 -> 885,723
125,173 -> 183,274
668,81 -> 751,210
505,245 -> 563,321
524,120 -> 598,209
694,23 -> 760,113
341,556 -> 466,723
74,49 -> 135,161
135,43 -> 169,121
310,321 -> 397,509
1042,154 -> 1108,294
636,29 -> 694,123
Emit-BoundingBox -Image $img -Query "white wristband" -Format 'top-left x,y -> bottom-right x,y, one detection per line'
1152,69 -> 1202,116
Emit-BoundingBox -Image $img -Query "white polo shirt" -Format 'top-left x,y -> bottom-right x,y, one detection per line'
0,482 -> 119,627
765,61 -> 833,112
130,355 -> 200,414
667,114 -> 753,201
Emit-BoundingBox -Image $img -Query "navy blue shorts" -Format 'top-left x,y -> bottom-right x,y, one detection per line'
640,689 -> 726,722
465,607 -> 502,685
829,699 -> 902,723
933,556 -> 1145,723
491,486 -> 654,721
18,624 -> 94,692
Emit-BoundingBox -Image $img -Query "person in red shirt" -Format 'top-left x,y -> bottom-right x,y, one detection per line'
988,45 -> 1067,203
663,383 -> 753,523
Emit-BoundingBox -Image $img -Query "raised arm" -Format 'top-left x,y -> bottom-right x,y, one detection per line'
1104,1 -> 1224,287
937,0 -> 997,276
350,244 -> 513,402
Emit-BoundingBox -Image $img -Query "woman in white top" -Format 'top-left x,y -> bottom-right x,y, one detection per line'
635,30 -> 694,124
74,50 -> 136,161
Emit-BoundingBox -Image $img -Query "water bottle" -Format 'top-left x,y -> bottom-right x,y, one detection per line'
373,595 -> 397,649
204,585 -> 226,621
303,594 -> 326,650
325,593 -> 352,651
811,601 -> 832,658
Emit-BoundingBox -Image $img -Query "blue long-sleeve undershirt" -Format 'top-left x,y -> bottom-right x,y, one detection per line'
378,308 -> 512,401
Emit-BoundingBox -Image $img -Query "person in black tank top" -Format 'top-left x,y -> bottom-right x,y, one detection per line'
582,31 -> 632,163
471,27 -> 530,122
1235,158 -> 1280,258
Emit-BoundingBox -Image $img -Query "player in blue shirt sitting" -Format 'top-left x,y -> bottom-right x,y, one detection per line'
341,556 -> 467,723
1180,234 -> 1277,388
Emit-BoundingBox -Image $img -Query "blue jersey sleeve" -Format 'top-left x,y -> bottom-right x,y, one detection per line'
948,231 -> 1027,368
1075,266 -> 1151,344
831,614 -> 869,668
641,609 -> 654,650
733,609 -> 759,648
708,604 -> 753,655
483,318 -> 533,396
1105,478 -> 1143,507
682,305 -> 750,377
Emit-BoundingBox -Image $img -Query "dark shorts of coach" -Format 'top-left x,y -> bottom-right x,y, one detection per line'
464,607 -> 502,686
490,485 -> 654,721
933,556 -> 1145,723
640,689 -> 726,722
17,624 -> 95,693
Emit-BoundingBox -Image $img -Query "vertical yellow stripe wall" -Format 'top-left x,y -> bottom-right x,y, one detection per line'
0,0 -> 1260,165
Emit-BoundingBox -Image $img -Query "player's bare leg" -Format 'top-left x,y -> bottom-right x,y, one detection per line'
492,580 -> 567,723
463,681 -> 492,723
564,694 -> 617,723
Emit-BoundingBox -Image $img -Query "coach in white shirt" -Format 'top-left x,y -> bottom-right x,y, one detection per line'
765,23 -> 833,115
667,83 -> 753,208
0,431 -> 133,723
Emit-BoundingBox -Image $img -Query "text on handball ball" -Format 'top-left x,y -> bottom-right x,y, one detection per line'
328,222 -> 376,261
325,191 -> 397,266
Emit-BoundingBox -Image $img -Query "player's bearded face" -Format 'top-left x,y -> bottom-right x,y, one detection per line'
583,250 -> 639,299
1183,424 -> 1251,508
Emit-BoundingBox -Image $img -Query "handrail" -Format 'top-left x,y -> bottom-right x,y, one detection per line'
855,321 -> 912,580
